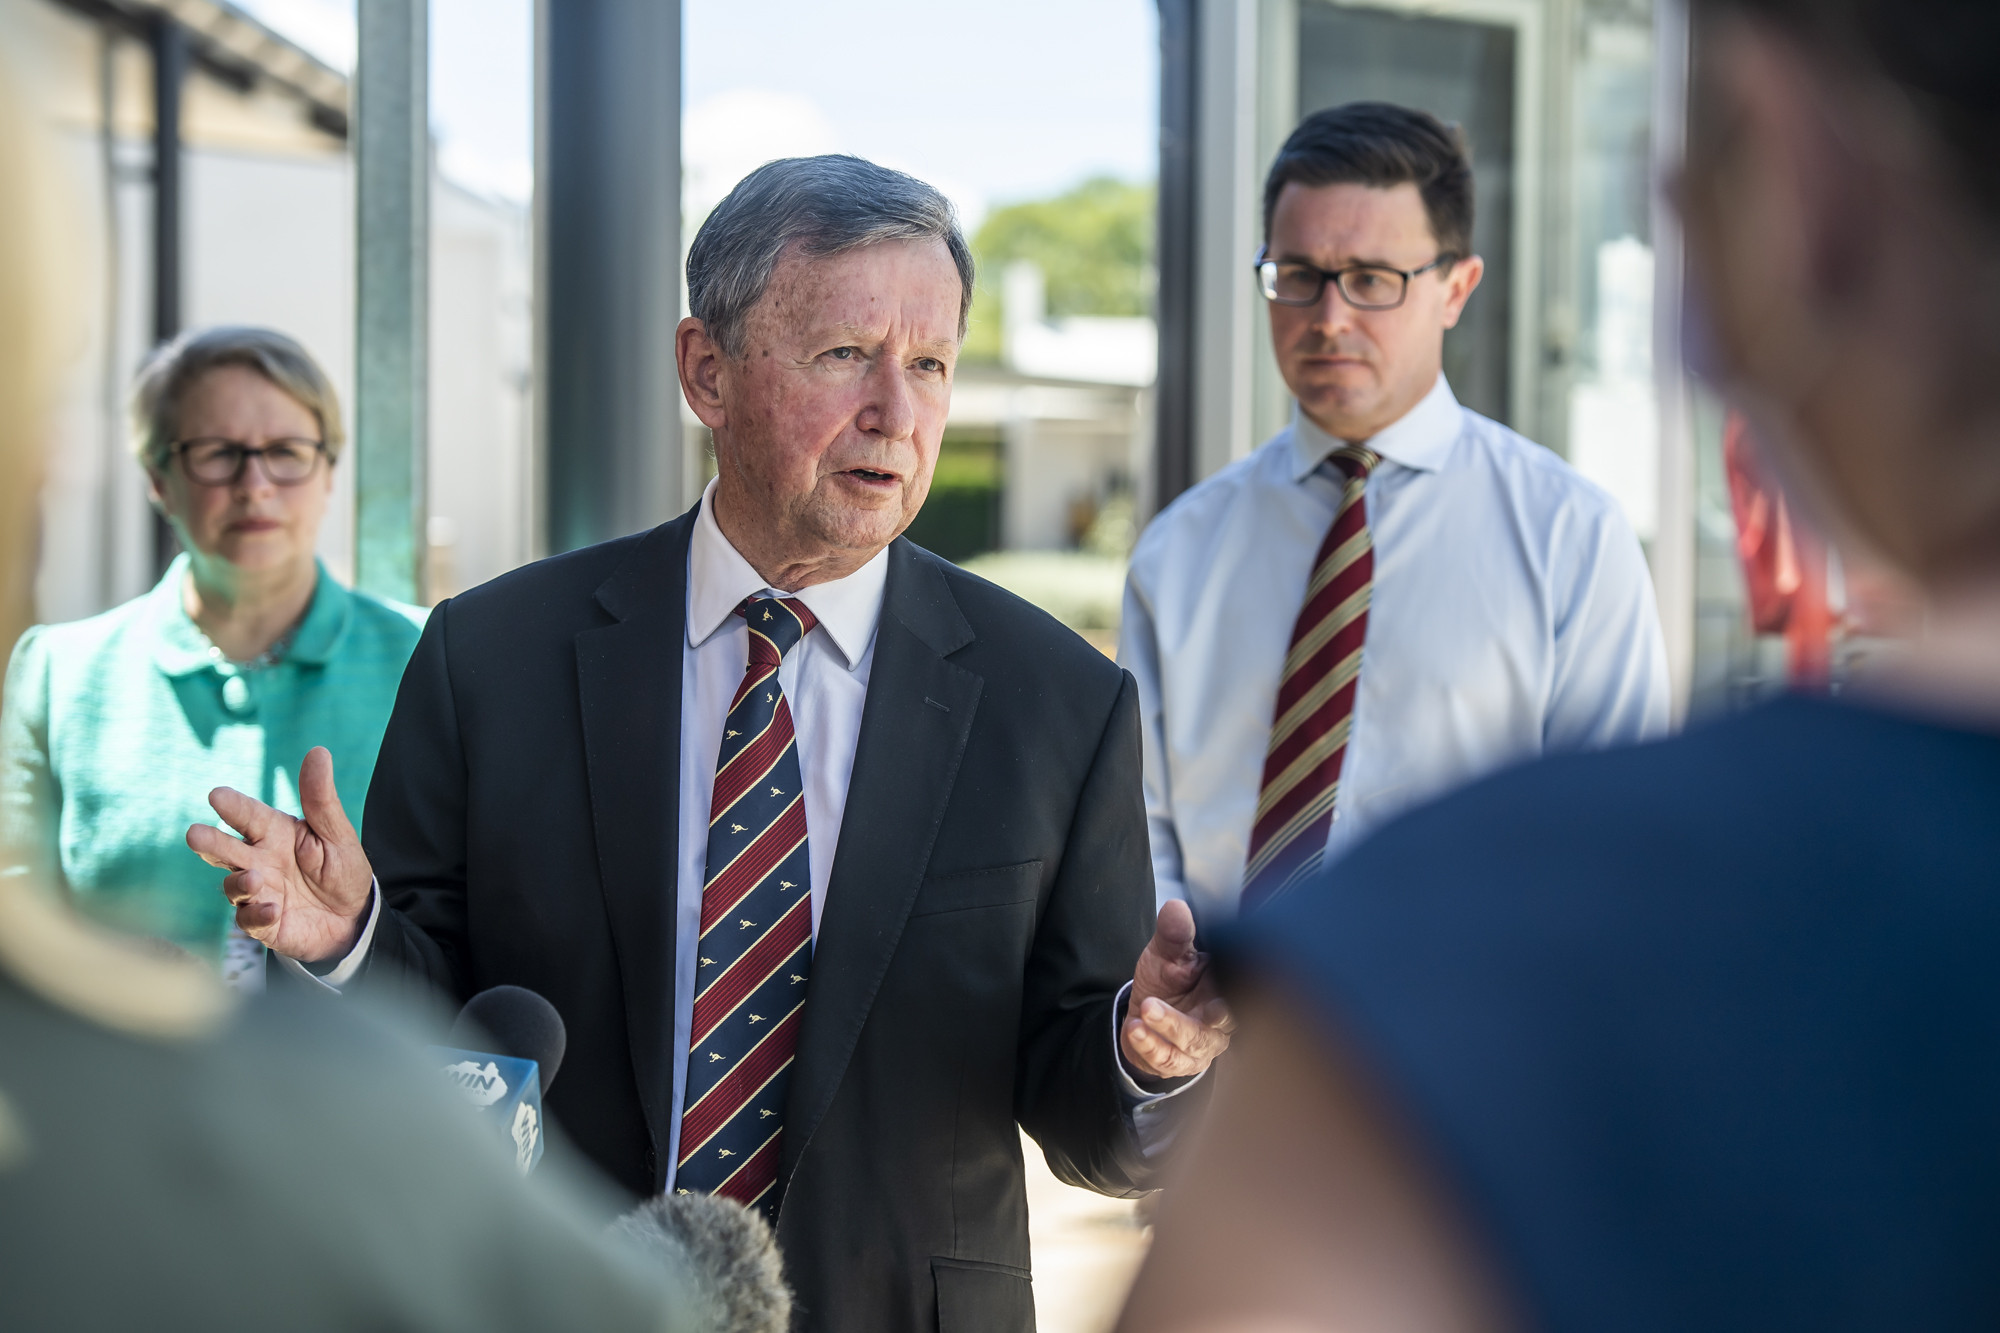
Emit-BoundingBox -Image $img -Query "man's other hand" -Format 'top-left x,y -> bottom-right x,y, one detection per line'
186,746 -> 374,963
1122,898 -> 1234,1081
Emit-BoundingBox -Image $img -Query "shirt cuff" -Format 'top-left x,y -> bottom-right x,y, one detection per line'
275,880 -> 381,994
1110,979 -> 1208,1107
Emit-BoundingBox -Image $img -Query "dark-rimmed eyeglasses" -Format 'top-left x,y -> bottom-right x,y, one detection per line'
1254,249 -> 1459,311
171,438 -> 327,486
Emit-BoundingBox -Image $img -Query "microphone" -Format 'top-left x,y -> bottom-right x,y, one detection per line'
609,1192 -> 791,1333
429,985 -> 567,1174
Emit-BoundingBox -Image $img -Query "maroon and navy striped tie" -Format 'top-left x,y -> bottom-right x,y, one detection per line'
1241,445 -> 1380,910
675,595 -> 817,1218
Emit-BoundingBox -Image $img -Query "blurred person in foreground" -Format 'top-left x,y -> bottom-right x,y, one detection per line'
1121,103 -> 1668,919
0,74 -> 680,1333
189,156 -> 1231,1332
1120,1 -> 2000,1329
1,326 -> 422,986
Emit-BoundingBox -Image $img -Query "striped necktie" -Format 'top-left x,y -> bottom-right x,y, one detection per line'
1241,445 -> 1380,910
675,595 -> 818,1218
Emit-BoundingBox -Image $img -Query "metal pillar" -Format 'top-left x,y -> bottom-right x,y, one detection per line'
537,0 -> 684,554
1154,0 -> 1200,514
353,0 -> 429,605
1651,0 -> 1696,720
149,14 -> 187,575
149,15 -> 184,344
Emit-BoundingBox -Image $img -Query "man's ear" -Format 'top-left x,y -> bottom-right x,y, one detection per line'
676,317 -> 729,432
1439,255 -> 1484,331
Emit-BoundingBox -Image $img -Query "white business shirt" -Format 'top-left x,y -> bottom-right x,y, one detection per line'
307,479 -> 1183,1176
1120,375 -> 1671,921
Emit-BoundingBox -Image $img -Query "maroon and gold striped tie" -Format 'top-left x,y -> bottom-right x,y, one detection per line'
1241,445 -> 1380,910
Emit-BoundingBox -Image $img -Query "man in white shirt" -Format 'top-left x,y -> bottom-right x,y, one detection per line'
1122,102 -> 1670,918
189,155 -> 1229,1333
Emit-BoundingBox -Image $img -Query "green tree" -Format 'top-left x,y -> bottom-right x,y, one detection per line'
962,176 -> 1155,363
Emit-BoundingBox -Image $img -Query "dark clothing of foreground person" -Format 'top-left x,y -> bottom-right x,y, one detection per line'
1232,694 -> 2000,1329
0,886 -> 682,1332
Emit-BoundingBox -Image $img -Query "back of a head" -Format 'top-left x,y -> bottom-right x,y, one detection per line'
1692,1 -> 2000,223
0,62 -> 77,676
1263,102 -> 1475,258
1683,0 -> 2000,584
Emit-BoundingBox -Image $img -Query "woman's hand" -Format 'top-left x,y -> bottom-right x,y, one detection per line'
187,746 -> 375,963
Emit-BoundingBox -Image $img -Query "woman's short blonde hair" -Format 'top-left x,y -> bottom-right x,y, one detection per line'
130,326 -> 345,471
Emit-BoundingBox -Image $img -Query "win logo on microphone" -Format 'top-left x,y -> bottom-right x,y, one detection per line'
429,1047 -> 545,1173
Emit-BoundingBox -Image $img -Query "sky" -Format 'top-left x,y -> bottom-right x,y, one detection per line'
232,0 -> 1159,226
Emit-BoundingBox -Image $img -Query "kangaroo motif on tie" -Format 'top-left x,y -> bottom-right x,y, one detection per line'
1241,445 -> 1380,909
676,595 -> 818,1218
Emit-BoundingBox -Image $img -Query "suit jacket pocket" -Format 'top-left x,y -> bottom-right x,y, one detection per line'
909,860 -> 1043,918
934,1257 -> 1035,1333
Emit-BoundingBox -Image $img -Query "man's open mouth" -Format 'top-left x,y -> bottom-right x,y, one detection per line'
847,468 -> 895,483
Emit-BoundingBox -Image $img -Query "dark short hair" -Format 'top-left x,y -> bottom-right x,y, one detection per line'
686,155 -> 976,358
1262,103 -> 1474,258
1690,0 -> 2000,231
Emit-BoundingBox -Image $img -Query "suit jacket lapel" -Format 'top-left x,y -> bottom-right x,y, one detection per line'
575,510 -> 696,1183
782,540 -> 981,1184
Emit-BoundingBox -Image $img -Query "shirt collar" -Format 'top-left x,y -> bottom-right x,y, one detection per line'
686,476 -> 889,671
1288,373 -> 1463,482
147,553 -> 351,676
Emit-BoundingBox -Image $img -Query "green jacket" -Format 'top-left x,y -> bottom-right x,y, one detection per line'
0,556 -> 424,963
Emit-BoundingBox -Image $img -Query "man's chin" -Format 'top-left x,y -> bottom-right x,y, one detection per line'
803,501 -> 911,562
1296,387 -> 1389,437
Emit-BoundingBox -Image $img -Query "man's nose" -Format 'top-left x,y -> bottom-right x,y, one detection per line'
857,360 -> 918,441
1306,280 -> 1358,339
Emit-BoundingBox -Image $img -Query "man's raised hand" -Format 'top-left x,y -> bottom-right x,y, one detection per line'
186,746 -> 375,963
1122,898 -> 1235,1081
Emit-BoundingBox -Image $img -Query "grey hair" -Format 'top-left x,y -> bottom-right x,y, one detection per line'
687,155 -> 976,358
608,1193 -> 791,1333
130,325 -> 344,470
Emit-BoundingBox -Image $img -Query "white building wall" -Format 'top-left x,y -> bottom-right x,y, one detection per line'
184,145 -> 357,583
10,0 -> 536,626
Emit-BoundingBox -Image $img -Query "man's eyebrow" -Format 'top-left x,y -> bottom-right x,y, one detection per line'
818,323 -> 958,357
1271,251 -> 1396,269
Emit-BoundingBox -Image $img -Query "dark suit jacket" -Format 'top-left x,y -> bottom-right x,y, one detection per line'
357,504 -> 1161,1332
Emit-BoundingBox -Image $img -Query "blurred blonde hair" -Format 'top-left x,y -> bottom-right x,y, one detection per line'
0,58 -> 229,1037
0,60 -> 73,682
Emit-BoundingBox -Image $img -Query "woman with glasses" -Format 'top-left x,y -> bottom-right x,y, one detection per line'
0,326 -> 423,984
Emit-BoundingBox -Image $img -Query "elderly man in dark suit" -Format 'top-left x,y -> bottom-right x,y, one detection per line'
190,154 -> 1231,1333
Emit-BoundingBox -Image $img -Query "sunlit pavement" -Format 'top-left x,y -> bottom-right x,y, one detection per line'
1023,1131 -> 1150,1333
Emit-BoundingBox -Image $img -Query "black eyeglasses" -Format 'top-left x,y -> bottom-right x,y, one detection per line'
171,437 -> 327,486
1254,249 -> 1459,311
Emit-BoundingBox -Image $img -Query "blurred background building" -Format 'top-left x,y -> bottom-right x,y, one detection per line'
10,0 -> 532,618
7,0 -> 1780,722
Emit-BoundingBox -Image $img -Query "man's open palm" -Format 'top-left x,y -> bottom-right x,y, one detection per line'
1123,898 -> 1234,1080
187,746 -> 375,963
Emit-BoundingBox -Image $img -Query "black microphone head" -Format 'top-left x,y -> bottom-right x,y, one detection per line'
451,986 -> 566,1095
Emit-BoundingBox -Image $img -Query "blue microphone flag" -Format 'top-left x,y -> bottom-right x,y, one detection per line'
428,1045 -> 545,1173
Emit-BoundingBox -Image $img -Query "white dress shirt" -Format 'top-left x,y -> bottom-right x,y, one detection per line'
1121,375 -> 1671,921
306,479 -> 1183,1174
